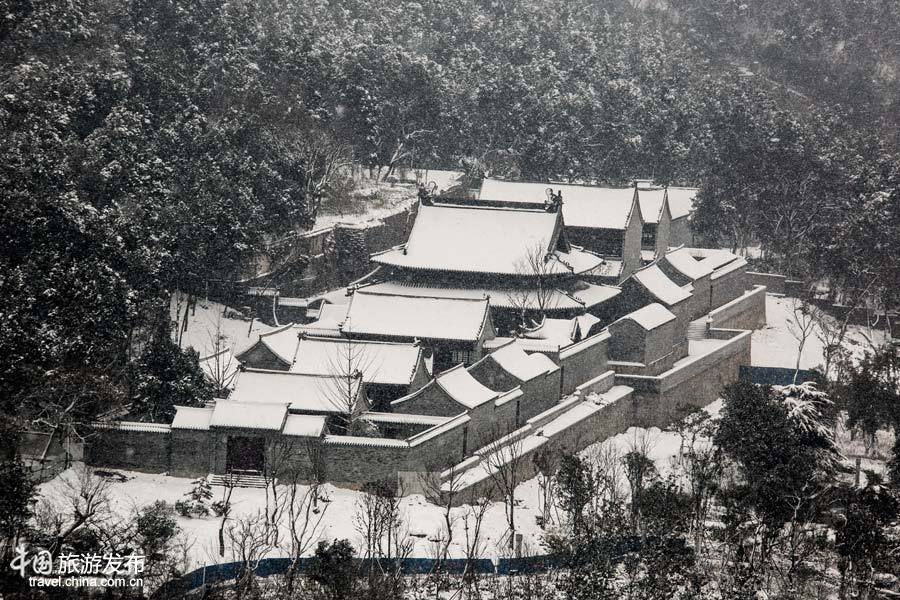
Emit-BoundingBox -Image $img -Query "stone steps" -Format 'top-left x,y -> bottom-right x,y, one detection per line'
209,472 -> 269,489
686,319 -> 708,341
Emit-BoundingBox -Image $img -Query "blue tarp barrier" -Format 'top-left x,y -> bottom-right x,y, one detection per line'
739,366 -> 822,386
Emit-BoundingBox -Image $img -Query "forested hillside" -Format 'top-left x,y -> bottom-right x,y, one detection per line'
669,0 -> 900,143
1,0 -> 898,431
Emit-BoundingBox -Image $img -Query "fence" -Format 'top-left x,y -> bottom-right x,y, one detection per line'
739,366 -> 822,386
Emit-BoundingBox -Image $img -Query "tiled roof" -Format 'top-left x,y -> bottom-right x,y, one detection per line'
171,406 -> 214,430
522,317 -> 579,345
629,264 -> 692,306
616,303 -> 677,330
230,369 -> 362,414
362,412 -> 450,426
209,400 -> 288,430
281,414 -> 327,437
664,247 -> 714,280
665,187 -> 698,219
343,290 -> 490,342
435,364 -> 500,409
479,179 -> 637,230
359,280 -> 619,312
92,421 -> 172,433
289,336 -> 423,386
488,343 -> 559,381
371,202 -> 602,275
637,188 -> 667,224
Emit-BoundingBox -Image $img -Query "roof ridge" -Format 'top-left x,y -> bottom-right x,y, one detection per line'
298,335 -> 420,348
424,200 -> 558,215
354,289 -> 490,303
484,177 -> 637,190
258,322 -> 296,338
241,367 -> 352,380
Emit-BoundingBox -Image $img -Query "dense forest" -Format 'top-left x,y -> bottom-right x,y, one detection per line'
1,0 -> 898,431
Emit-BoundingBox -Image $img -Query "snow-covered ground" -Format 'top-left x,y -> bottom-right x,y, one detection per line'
37,401 -> 721,569
751,294 -> 886,370
40,292 -> 890,568
170,293 -> 274,358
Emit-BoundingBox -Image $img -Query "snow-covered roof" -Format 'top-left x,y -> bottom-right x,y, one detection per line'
362,412 -> 450,427
435,364 -> 500,409
616,303 -> 677,330
209,400 -> 288,430
637,188 -> 667,224
198,348 -> 239,387
594,259 -> 623,279
343,290 -> 491,342
576,313 -> 601,336
371,202 -> 602,276
254,323 -> 299,364
629,264 -> 692,306
665,187 -> 698,219
230,369 -> 361,414
479,179 -> 638,230
359,280 -> 619,312
289,336 -> 422,386
488,343 -> 559,381
523,317 -> 579,345
281,414 -> 326,437
483,337 -> 567,353
316,303 -> 350,328
687,248 -> 739,270
171,406 -> 214,431
93,421 -> 172,433
710,256 -> 748,280
664,247 -> 714,280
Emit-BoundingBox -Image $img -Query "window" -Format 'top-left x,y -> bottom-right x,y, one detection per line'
641,224 -> 657,249
450,349 -> 474,365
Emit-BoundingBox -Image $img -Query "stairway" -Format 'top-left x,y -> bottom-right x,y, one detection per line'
209,471 -> 269,489
687,318 -> 708,341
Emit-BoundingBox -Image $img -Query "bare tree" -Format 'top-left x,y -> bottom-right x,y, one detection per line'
296,127 -> 354,224
461,493 -> 491,593
319,327 -> 377,435
673,410 -> 722,554
508,242 -> 561,331
787,298 -> 818,383
621,432 -> 657,533
203,317 -> 238,397
226,512 -> 273,599
418,463 -> 464,563
214,477 -> 236,558
484,426 -> 526,552
281,460 -> 329,596
584,442 -> 626,512
35,465 -> 111,556
531,443 -> 562,527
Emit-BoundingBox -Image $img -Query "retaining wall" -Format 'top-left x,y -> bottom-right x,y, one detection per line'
558,332 -> 610,395
615,329 -> 751,429
708,285 -> 767,330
